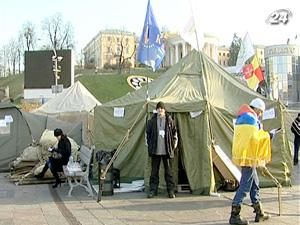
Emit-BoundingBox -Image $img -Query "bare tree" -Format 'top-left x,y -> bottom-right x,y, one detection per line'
117,35 -> 136,74
8,39 -> 18,75
0,48 -> 4,77
104,30 -> 136,74
23,22 -> 36,51
42,13 -> 75,51
17,32 -> 25,74
0,45 -> 9,77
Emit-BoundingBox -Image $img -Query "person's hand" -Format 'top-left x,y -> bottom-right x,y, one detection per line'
269,128 -> 281,140
269,132 -> 274,139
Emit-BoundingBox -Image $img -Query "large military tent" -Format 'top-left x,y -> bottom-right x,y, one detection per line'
94,50 -> 293,195
34,81 -> 101,146
0,102 -> 33,171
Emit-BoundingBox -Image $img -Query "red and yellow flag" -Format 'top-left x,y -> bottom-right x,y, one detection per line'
242,56 -> 264,90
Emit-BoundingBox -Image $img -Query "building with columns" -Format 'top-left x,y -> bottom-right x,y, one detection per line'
163,33 -> 219,67
218,46 -> 230,66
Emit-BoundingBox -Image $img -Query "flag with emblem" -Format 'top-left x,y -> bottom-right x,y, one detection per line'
242,56 -> 264,90
137,0 -> 165,71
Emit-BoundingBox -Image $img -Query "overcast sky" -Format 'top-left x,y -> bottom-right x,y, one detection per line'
0,0 -> 299,53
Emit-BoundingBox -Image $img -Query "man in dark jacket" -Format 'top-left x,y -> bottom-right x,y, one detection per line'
291,113 -> 300,165
146,101 -> 178,198
36,128 -> 71,188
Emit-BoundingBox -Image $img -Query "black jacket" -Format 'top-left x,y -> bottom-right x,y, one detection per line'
291,117 -> 300,141
53,135 -> 72,165
146,113 -> 177,158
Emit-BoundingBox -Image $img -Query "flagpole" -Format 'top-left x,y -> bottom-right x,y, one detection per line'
188,2 -> 215,192
188,0 -> 201,52
147,27 -> 149,101
137,0 -> 164,101
146,0 -> 150,101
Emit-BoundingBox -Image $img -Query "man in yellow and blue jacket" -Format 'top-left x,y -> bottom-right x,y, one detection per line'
229,98 -> 271,225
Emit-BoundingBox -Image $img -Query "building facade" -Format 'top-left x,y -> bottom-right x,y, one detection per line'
264,44 -> 300,105
164,33 -> 219,67
218,46 -> 230,66
83,29 -> 136,70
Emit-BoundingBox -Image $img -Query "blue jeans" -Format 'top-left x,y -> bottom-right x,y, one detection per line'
232,167 -> 260,206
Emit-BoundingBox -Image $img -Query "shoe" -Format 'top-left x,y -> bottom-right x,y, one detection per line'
229,205 -> 249,225
294,161 -> 298,166
35,173 -> 44,179
252,202 -> 270,222
52,181 -> 61,188
168,192 -> 175,198
147,191 -> 157,198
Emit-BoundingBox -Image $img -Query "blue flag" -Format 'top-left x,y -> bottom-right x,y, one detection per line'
137,0 -> 165,71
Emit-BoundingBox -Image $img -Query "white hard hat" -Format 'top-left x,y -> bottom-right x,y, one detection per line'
249,98 -> 266,112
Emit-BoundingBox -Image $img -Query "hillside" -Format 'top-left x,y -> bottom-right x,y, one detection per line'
0,68 -> 164,104
0,74 -> 24,101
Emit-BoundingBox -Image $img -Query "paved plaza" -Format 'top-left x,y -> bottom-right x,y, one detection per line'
0,166 -> 299,225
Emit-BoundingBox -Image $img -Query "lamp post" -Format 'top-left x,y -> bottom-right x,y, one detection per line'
52,49 -> 63,94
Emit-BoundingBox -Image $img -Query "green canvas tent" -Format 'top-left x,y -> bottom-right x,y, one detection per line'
0,102 -> 84,172
94,50 -> 293,194
0,102 -> 33,171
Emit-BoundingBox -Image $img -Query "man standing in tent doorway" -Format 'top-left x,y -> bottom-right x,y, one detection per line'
146,101 -> 178,198
291,113 -> 300,166
229,98 -> 271,225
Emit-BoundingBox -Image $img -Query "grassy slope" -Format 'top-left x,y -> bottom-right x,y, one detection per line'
0,74 -> 24,101
77,73 -> 161,103
0,68 -> 163,104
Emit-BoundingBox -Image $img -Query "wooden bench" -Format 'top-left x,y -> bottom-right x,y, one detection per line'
63,145 -> 93,197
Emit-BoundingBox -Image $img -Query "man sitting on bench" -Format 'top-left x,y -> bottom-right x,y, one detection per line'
36,128 -> 71,188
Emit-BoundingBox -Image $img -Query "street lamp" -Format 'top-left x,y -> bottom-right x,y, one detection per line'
52,49 -> 63,94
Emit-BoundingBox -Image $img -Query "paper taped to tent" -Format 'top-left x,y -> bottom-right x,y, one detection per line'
93,50 -> 293,195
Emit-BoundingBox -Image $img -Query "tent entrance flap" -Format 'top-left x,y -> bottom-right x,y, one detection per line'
212,145 -> 241,191
177,147 -> 190,192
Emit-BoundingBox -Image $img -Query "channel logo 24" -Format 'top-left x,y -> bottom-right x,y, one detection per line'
266,9 -> 292,25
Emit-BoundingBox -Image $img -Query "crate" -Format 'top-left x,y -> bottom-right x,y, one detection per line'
177,184 -> 190,193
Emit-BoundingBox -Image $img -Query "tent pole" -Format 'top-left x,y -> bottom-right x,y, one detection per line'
97,102 -> 148,202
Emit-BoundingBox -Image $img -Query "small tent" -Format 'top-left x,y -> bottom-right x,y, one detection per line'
0,102 -> 33,171
34,81 -> 101,114
34,81 -> 101,146
93,50 -> 293,194
0,102 -> 83,172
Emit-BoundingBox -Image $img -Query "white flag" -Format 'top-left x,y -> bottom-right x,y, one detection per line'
180,0 -> 204,51
235,33 -> 255,69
